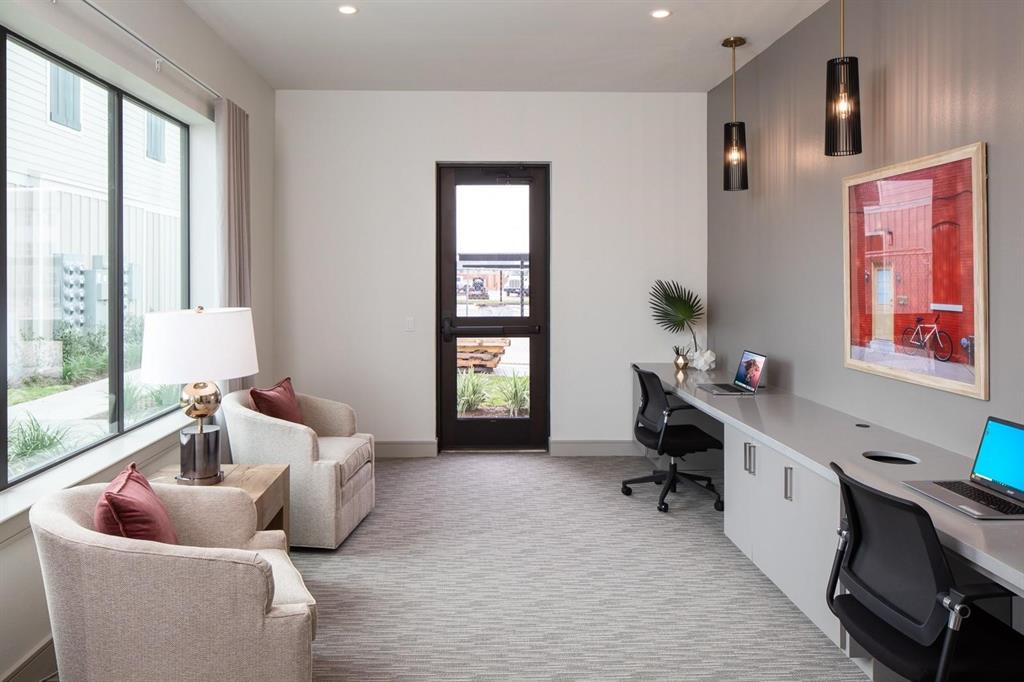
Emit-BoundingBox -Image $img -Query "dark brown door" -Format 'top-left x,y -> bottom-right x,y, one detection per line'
437,164 -> 549,450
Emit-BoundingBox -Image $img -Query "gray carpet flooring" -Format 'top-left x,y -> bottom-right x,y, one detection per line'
291,454 -> 866,681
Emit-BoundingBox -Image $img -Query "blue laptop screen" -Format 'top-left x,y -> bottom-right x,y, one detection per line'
972,419 -> 1024,494
732,351 -> 766,392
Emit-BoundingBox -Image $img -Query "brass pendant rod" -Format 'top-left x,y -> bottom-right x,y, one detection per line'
731,45 -> 737,122
840,0 -> 845,57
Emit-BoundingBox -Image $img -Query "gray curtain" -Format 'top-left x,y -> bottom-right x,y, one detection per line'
214,99 -> 253,462
215,98 -> 253,391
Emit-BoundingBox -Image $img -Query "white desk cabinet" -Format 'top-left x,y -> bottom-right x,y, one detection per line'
723,424 -> 841,644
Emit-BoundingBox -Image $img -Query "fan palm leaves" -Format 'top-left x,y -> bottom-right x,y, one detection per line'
649,279 -> 704,351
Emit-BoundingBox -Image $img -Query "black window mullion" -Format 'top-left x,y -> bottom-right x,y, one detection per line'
109,93 -> 124,433
181,124 -> 190,308
1,29 -> 9,491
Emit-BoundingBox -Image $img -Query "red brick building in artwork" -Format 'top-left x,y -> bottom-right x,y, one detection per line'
848,158 -> 975,364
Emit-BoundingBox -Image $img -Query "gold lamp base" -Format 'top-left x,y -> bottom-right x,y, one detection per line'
181,380 -> 222,426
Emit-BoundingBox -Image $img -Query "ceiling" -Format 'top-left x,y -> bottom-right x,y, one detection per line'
185,0 -> 828,92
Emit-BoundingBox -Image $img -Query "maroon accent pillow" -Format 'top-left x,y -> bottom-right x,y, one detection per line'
94,463 -> 178,544
250,377 -> 305,425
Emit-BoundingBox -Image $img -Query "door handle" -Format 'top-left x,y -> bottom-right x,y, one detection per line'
784,466 -> 794,501
743,443 -> 750,472
441,316 -> 540,343
748,445 -> 756,476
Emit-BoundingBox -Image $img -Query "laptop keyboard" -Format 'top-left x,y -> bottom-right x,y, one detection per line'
935,480 -> 1024,515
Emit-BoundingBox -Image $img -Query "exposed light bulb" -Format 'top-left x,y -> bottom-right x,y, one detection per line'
728,146 -> 741,165
836,90 -> 851,119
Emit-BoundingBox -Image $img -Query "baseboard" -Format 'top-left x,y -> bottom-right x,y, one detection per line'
376,440 -> 438,458
3,637 -> 55,682
548,440 -> 637,457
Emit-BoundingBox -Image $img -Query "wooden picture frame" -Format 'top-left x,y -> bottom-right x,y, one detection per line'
842,143 -> 988,399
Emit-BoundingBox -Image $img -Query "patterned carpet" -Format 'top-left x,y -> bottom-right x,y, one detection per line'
291,454 -> 866,681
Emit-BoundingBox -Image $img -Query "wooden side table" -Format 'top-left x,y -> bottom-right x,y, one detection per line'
153,464 -> 290,540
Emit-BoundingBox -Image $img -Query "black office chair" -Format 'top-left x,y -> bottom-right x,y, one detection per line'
826,463 -> 1024,682
621,365 -> 723,512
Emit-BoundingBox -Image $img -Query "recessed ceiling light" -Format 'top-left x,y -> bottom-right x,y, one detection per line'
338,5 -> 358,15
650,9 -> 671,19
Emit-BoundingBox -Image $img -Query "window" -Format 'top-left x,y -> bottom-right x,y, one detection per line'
123,101 -> 185,425
48,62 -> 80,130
146,111 -> 165,162
3,32 -> 189,488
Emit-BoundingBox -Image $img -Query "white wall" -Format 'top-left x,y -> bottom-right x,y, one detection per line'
275,91 -> 707,446
0,1 -> 276,677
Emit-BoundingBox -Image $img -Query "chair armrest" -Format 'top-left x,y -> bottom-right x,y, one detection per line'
297,393 -> 357,437
940,582 -> 1015,608
154,483 -> 258,549
246,529 -> 289,551
223,396 -> 320,464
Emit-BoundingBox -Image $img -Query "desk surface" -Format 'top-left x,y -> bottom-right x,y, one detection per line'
638,362 -> 1024,594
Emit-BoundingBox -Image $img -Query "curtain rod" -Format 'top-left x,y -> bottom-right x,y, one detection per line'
75,0 -> 223,100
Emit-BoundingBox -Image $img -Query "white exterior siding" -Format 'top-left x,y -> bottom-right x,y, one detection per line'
5,38 -> 185,383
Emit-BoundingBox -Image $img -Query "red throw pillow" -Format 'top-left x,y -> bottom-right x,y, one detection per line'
94,462 -> 178,544
250,377 -> 305,425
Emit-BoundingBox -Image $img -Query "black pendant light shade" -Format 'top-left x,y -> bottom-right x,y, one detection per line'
723,122 -> 748,191
721,36 -> 748,191
825,56 -> 862,156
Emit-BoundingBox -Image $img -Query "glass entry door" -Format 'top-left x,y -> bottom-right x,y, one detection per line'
437,164 -> 549,450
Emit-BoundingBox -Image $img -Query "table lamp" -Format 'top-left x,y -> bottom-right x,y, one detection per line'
141,306 -> 259,484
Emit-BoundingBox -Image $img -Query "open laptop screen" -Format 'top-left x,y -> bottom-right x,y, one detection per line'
732,351 -> 766,392
972,417 -> 1024,496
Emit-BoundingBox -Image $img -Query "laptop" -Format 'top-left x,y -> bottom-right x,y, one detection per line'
698,350 -> 766,396
904,417 -> 1024,519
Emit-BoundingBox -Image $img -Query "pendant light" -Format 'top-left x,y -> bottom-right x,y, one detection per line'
825,0 -> 862,156
722,37 -> 748,191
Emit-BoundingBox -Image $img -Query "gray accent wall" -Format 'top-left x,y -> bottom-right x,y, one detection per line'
706,0 -> 1024,457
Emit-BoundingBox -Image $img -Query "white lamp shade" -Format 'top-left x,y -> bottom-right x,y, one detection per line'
140,307 -> 259,385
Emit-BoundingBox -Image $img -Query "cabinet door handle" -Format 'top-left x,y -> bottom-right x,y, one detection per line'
748,445 -> 756,476
784,466 -> 794,501
742,443 -> 750,472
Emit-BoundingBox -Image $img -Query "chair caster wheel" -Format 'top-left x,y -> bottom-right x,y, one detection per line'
714,500 -> 724,512
658,502 -> 669,513
621,486 -> 632,496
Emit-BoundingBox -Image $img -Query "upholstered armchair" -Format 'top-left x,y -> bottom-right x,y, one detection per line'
222,390 -> 375,549
30,483 -> 316,682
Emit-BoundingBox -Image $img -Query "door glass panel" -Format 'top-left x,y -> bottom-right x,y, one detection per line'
456,337 -> 530,419
455,185 -> 529,317
6,39 -> 114,480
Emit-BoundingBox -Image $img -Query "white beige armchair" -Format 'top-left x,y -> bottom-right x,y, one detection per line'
222,390 -> 375,549
30,483 -> 316,682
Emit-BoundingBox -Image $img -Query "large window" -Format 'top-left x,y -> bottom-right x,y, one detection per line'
3,32 -> 189,488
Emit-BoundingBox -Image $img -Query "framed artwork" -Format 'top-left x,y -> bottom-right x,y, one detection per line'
842,143 -> 988,399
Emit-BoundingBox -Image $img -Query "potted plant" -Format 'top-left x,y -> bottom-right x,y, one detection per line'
650,280 -> 705,370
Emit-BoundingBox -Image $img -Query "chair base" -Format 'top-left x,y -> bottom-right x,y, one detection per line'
621,458 -> 723,512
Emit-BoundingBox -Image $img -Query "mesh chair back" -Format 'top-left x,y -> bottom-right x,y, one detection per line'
832,463 -> 953,646
632,365 -> 669,434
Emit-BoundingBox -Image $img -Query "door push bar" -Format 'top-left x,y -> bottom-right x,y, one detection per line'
441,317 -> 541,343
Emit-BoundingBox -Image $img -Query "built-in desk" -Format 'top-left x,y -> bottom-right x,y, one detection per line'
636,363 -> 1024,657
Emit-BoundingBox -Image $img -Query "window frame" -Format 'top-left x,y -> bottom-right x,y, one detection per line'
1,28 -> 191,490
